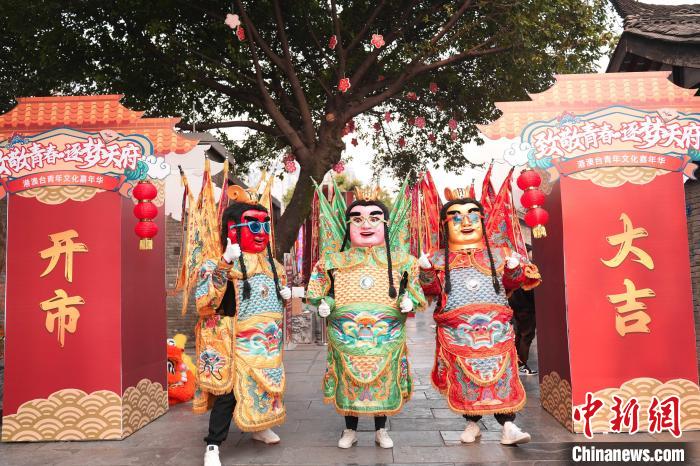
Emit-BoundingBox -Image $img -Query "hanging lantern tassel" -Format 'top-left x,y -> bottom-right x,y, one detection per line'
517,168 -> 549,239
133,180 -> 159,250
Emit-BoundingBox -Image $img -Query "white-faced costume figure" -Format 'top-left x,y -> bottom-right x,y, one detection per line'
306,181 -> 427,449
419,188 -> 541,446
194,190 -> 292,466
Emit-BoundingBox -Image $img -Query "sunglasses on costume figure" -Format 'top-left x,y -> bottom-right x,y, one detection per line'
230,220 -> 271,234
346,215 -> 388,228
443,210 -> 482,226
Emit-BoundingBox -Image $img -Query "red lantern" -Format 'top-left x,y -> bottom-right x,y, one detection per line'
525,207 -> 549,239
518,168 -> 548,239
520,188 -> 545,209
517,168 -> 541,190
133,180 -> 159,250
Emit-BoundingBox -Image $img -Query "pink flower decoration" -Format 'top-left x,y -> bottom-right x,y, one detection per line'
384,111 -> 392,123
225,14 -> 241,29
329,35 -> 337,49
373,122 -> 381,132
415,116 -> 426,129
398,136 -> 406,148
371,34 -> 385,49
450,131 -> 458,141
448,118 -> 458,130
284,160 -> 297,173
333,161 -> 345,173
405,91 -> 417,101
283,152 -> 295,163
428,133 -> 436,143
407,117 -> 415,126
338,77 -> 351,93
429,82 -> 438,93
351,138 -> 358,147
347,119 -> 356,132
236,26 -> 246,41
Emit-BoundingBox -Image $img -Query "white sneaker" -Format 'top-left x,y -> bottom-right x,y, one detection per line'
500,421 -> 531,445
460,421 -> 482,443
251,428 -> 281,444
338,429 -> 358,449
375,428 -> 394,448
204,445 -> 221,466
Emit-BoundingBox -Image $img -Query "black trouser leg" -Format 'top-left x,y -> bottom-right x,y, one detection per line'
374,416 -> 387,430
204,392 -> 237,446
344,415 -> 387,430
464,413 -> 515,425
345,415 -> 359,430
494,413 -> 516,425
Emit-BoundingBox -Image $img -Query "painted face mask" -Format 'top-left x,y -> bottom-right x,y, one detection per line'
228,209 -> 270,253
348,204 -> 386,248
444,203 -> 484,249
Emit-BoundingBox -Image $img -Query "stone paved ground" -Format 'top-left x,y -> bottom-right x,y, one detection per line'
2,311 -> 700,465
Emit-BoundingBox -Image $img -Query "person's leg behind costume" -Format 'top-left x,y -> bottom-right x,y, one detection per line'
204,392 -> 237,466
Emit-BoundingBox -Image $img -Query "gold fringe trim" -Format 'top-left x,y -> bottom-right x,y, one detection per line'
431,378 -> 527,416
234,412 -> 286,433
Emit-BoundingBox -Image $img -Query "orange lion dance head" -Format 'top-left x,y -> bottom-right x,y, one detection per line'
167,335 -> 195,406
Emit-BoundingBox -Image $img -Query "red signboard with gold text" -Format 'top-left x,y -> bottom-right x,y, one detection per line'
480,72 -> 700,435
0,95 -> 196,441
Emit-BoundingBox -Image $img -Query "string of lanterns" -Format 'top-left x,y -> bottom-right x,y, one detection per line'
517,168 -> 549,238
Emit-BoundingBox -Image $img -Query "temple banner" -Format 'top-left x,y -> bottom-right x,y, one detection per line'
479,72 -> 700,435
0,95 -> 197,441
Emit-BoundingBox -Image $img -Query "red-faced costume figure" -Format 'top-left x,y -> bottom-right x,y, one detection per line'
195,198 -> 291,466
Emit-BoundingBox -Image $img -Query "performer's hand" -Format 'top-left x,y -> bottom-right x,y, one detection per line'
318,299 -> 331,318
400,294 -> 414,313
279,286 -> 292,300
506,253 -> 522,269
418,252 -> 432,270
223,238 -> 241,263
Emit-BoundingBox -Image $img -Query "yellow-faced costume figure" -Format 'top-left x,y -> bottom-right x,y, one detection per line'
419,186 -> 541,446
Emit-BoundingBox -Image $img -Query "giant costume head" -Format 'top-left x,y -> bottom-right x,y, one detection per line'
340,186 -> 398,299
220,196 -> 281,301
439,192 -> 500,296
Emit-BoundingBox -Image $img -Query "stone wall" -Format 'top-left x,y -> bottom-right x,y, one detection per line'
165,214 -> 198,342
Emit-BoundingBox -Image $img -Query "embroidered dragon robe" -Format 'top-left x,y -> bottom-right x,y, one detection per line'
307,246 -> 427,416
192,252 -> 286,431
420,247 -> 541,416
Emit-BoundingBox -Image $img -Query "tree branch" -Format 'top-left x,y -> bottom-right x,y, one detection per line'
237,3 -> 310,159
330,0 -> 346,79
176,119 -> 282,135
272,0 -> 316,147
345,0 -> 388,53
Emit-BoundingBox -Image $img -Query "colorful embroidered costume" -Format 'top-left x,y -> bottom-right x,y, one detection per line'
306,178 -> 426,418
307,246 -> 426,416
420,247 -> 540,416
193,251 -> 287,431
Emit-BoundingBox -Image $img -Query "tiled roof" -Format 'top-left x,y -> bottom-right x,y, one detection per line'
0,95 -> 197,155
610,0 -> 700,43
479,71 -> 700,139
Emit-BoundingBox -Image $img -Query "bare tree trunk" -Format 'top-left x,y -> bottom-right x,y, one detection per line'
274,141 -> 341,258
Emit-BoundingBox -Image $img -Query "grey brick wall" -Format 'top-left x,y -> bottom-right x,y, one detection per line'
165,214 -> 198,342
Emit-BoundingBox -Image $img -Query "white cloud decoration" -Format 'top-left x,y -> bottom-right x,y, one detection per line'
143,155 -> 170,180
503,141 -> 532,167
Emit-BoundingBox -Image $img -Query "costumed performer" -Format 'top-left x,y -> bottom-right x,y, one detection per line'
306,182 -> 427,449
195,191 -> 292,466
418,188 -> 541,445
